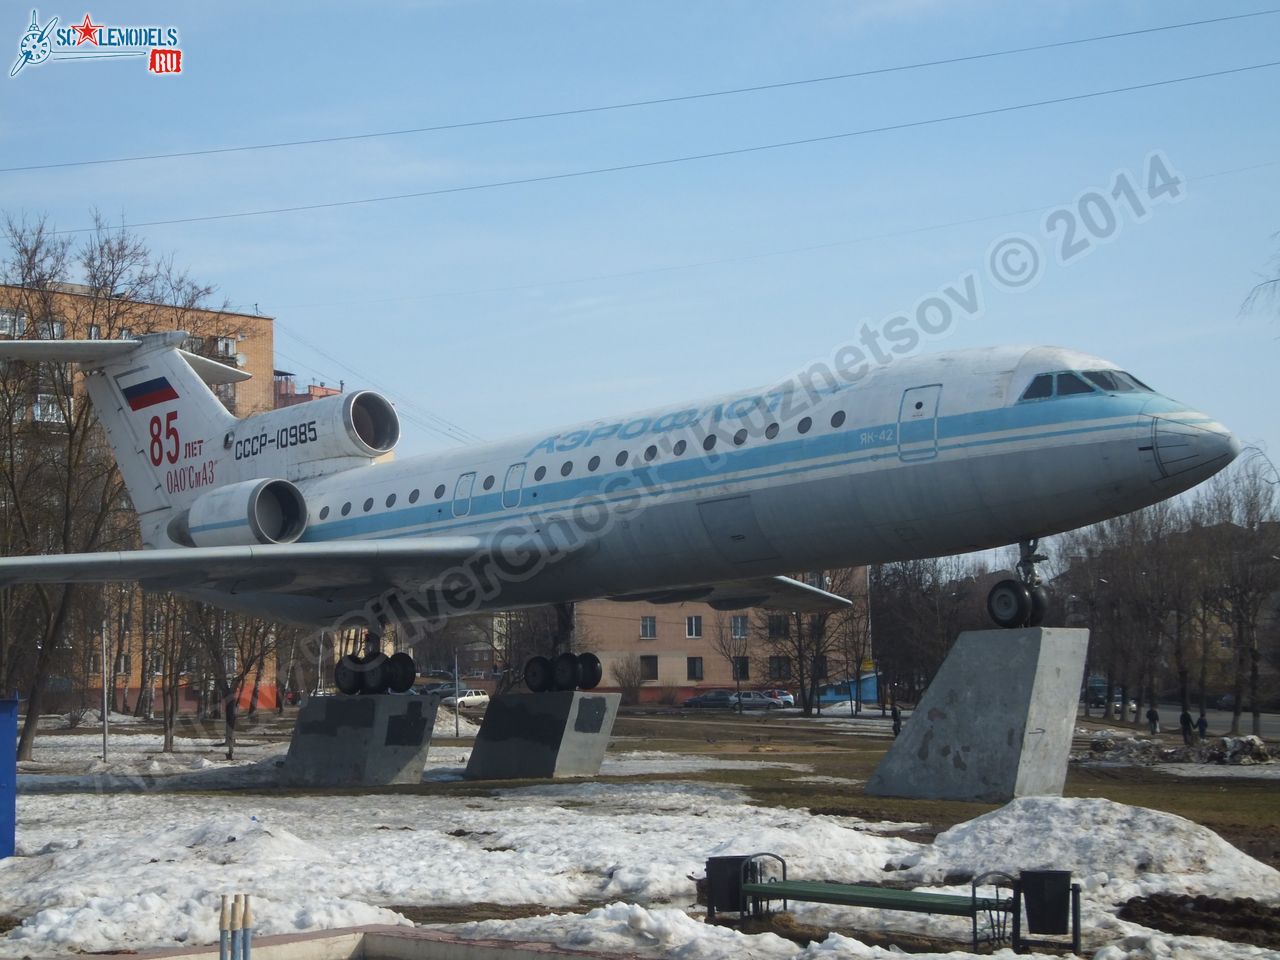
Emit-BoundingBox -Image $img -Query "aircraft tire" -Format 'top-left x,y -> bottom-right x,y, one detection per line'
1028,585 -> 1050,627
524,655 -> 552,693
387,651 -> 417,693
987,579 -> 1032,628
359,653 -> 389,695
551,651 -> 581,691
576,652 -> 603,690
334,655 -> 362,696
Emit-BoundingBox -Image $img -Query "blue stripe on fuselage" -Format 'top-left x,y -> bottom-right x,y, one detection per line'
299,393 -> 1181,543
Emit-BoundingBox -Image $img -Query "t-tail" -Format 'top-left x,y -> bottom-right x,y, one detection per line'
0,332 -> 400,549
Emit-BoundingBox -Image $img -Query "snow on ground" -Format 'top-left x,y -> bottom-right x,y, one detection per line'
5,732 -> 1279,960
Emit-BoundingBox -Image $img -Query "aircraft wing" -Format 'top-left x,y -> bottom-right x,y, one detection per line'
608,575 -> 852,612
0,538 -> 488,592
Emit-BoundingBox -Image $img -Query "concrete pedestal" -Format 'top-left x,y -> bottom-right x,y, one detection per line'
465,691 -> 619,780
866,627 -> 1088,803
283,694 -> 437,786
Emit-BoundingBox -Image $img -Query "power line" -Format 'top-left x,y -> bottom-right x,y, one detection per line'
5,8 -> 1277,176
48,60 -> 1280,236
270,156 -> 1280,312
274,321 -> 484,444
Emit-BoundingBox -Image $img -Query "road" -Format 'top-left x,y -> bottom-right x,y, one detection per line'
1079,702 -> 1279,740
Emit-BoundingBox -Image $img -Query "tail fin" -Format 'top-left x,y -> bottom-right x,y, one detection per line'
0,332 -> 243,519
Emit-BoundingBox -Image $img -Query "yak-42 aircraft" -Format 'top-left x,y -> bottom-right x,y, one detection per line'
0,334 -> 1238,694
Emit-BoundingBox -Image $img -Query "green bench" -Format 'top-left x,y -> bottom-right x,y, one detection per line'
706,853 -> 1079,953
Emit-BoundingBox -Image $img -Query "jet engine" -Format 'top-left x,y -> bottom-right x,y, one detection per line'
171,478 -> 308,547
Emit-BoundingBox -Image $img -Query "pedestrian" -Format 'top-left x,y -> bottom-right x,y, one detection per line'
1196,713 -> 1208,742
1146,706 -> 1160,735
1179,708 -> 1193,745
891,702 -> 902,738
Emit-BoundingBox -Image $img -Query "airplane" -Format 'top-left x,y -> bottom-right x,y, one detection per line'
0,333 -> 1239,694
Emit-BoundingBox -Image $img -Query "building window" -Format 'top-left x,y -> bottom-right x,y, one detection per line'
768,614 -> 788,639
730,615 -> 748,639
640,655 -> 658,681
119,327 -> 131,340
732,656 -> 750,680
214,336 -> 237,358
0,309 -> 26,337
687,657 -> 703,681
812,655 -> 828,679
640,616 -> 657,640
32,394 -> 69,423
685,615 -> 702,639
87,323 -> 101,340
40,319 -> 65,339
768,656 -> 791,680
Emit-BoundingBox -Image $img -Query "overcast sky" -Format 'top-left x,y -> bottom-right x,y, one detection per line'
3,1 -> 1278,467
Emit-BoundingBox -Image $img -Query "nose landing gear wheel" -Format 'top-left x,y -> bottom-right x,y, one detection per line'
988,579 -> 1032,628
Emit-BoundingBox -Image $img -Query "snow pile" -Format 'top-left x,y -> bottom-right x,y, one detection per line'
432,709 -> 480,738
1,813 -> 407,955
36,709 -> 144,730
891,797 -> 1280,904
454,902 -> 801,959
1076,733 -> 1274,768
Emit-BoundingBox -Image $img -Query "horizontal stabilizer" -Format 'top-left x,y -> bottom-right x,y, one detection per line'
0,336 -> 251,385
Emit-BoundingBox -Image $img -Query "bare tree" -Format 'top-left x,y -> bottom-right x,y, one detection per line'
709,611 -> 749,701
611,654 -> 645,706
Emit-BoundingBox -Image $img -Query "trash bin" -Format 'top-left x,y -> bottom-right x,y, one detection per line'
1,699 -> 15,860
1020,870 -> 1071,935
705,856 -> 754,917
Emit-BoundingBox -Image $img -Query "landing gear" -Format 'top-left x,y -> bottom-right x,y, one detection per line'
522,652 -> 604,693
333,632 -> 418,695
986,538 -> 1051,629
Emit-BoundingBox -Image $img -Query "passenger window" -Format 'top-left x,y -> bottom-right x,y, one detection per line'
615,451 -> 628,466
765,423 -> 779,439
534,466 -> 547,481
433,484 -> 445,499
733,429 -> 747,445
673,440 -> 687,456
1021,374 -> 1054,401
588,455 -> 600,472
703,436 -> 716,451
798,417 -> 812,434
363,498 -> 374,512
644,445 -> 657,461
482,475 -> 495,490
560,461 -> 573,477
341,502 -> 351,516
385,493 -> 396,508
1056,372 -> 1095,396
830,411 -> 846,428
319,506 -> 330,520
409,489 -> 420,503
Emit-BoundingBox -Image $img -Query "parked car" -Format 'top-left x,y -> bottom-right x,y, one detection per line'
442,689 -> 490,709
732,691 -> 783,711
683,689 -> 735,709
760,688 -> 795,707
421,681 -> 461,697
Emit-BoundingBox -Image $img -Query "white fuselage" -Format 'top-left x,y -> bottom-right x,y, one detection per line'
183,345 -> 1236,623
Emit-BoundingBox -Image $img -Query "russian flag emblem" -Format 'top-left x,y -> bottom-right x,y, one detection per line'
122,376 -> 179,411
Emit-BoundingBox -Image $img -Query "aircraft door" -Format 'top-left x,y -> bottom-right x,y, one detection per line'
502,462 -> 526,508
897,384 -> 942,462
453,472 -> 476,517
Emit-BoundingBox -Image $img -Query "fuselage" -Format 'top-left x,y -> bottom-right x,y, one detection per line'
212,344 -> 1235,623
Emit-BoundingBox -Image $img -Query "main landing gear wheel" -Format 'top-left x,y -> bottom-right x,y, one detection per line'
986,537 -> 1052,628
576,652 -> 603,690
386,651 -> 417,693
334,655 -> 362,696
522,652 -> 604,692
524,655 -> 552,693
551,652 -> 580,691
333,631 -> 420,695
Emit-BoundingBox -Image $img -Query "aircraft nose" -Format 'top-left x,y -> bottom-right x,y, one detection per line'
1141,408 -> 1240,485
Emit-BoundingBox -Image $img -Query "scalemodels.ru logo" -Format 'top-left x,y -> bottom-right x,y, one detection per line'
10,9 -> 182,77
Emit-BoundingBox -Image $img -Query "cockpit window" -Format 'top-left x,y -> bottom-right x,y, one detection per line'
1055,372 -> 1095,395
1083,369 -> 1153,393
1021,374 -> 1054,401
